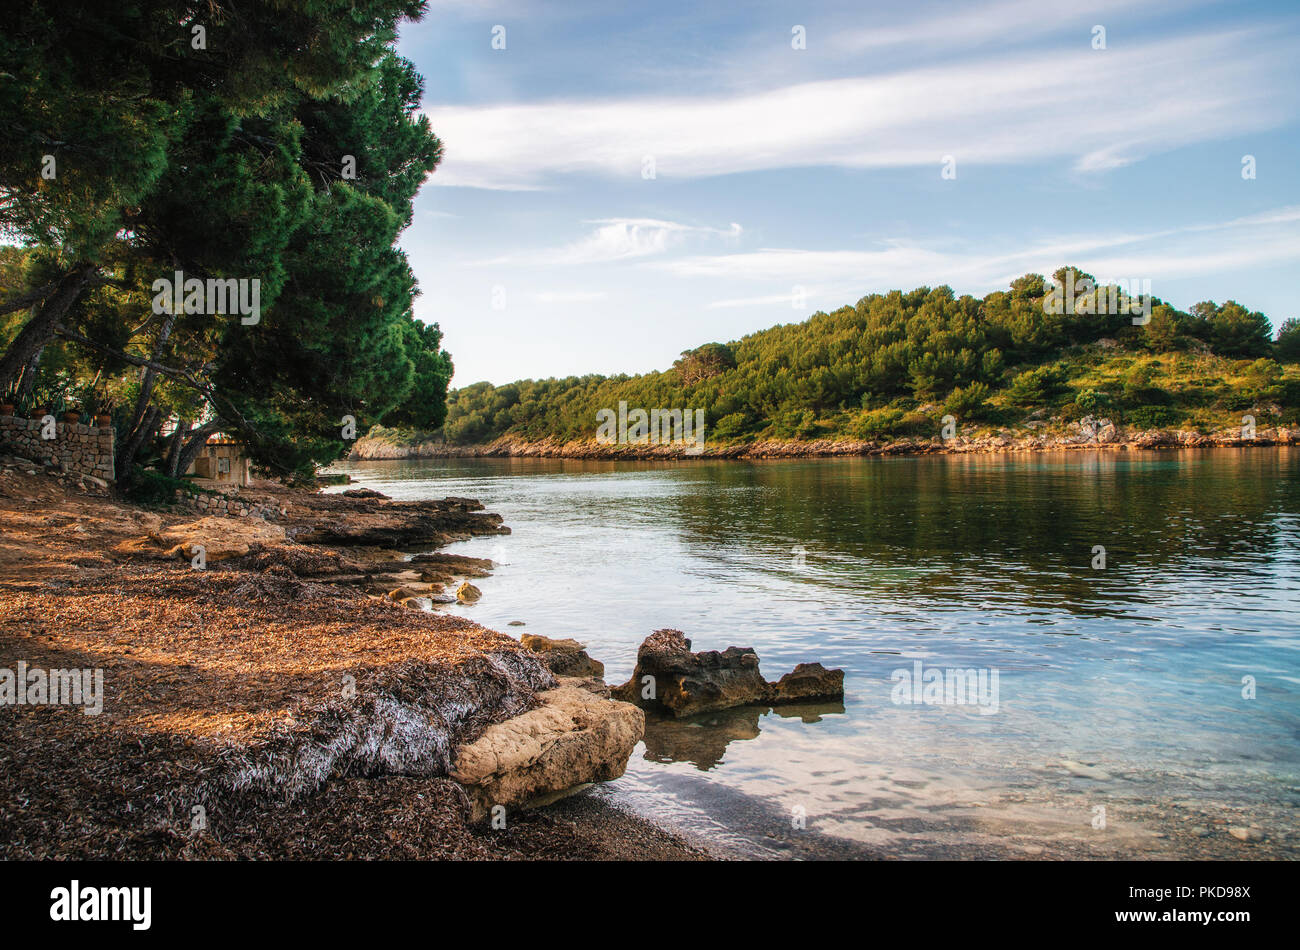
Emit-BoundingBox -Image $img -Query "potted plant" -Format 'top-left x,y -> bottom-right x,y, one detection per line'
27,383 -> 59,421
76,385 -> 114,429
63,407 -> 82,424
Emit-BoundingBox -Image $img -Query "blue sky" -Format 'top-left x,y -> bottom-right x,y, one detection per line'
396,0 -> 1300,386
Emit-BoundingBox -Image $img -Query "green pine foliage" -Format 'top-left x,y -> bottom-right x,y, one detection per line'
431,270 -> 1298,446
0,1 -> 452,481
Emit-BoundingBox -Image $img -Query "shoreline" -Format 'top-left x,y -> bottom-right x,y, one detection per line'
336,443 -> 1297,861
0,460 -> 706,861
4,449 -> 1291,861
351,426 -> 1300,462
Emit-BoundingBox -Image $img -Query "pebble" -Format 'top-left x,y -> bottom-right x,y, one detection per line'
1228,827 -> 1264,842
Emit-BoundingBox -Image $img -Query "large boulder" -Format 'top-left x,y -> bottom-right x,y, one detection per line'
611,629 -> 768,717
612,629 -> 844,718
450,683 -> 643,820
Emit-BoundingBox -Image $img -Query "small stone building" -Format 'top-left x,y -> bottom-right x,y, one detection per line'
187,436 -> 251,488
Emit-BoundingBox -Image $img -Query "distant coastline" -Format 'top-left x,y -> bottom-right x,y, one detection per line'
351,426 -> 1300,462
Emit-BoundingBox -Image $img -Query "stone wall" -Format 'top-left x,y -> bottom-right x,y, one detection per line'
173,488 -> 286,520
0,413 -> 115,483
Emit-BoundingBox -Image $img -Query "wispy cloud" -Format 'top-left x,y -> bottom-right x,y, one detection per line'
474,218 -> 742,266
425,28 -> 1296,189
828,0 -> 1204,55
678,206 -> 1300,308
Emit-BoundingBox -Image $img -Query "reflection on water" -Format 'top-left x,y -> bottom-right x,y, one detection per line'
330,449 -> 1300,858
642,700 -> 846,771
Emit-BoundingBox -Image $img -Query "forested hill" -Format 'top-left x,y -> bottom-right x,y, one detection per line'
387,268 -> 1300,449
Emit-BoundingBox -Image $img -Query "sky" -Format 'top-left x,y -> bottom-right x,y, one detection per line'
396,0 -> 1300,386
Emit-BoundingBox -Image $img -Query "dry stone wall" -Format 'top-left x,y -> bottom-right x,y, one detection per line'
173,488 -> 286,520
0,413 -> 115,483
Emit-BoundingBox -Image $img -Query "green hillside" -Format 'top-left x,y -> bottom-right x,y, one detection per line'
386,268 -> 1300,449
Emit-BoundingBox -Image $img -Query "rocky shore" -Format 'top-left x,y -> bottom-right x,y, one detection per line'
611,629 -> 843,718
352,418 -> 1300,461
0,462 -> 704,860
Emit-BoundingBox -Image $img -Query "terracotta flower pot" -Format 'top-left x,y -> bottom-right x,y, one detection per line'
95,413 -> 112,428
63,410 -> 81,424
0,403 -> 13,417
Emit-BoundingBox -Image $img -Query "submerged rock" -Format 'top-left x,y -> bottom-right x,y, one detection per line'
1060,760 -> 1111,780
520,633 -> 605,679
612,629 -> 845,718
1228,827 -> 1264,842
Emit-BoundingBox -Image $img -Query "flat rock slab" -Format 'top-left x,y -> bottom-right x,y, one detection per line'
156,516 -> 288,560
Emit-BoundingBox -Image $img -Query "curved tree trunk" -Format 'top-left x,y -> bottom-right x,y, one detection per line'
165,420 -> 188,477
0,262 -> 96,396
115,311 -> 178,479
14,345 -> 45,406
121,310 -> 175,444
115,404 -> 161,481
175,419 -> 223,479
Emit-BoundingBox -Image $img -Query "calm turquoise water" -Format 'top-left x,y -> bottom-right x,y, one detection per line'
331,449 -> 1300,858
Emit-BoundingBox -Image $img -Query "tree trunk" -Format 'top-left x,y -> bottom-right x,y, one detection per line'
115,311 -> 180,479
0,262 -> 96,396
115,404 -> 161,481
165,420 -> 188,477
121,310 -> 175,446
14,345 -> 44,406
175,419 -> 222,479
